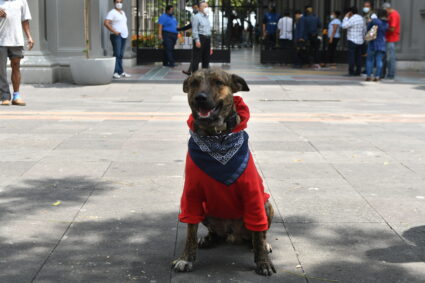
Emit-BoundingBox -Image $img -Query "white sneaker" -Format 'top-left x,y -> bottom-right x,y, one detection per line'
120,72 -> 132,78
113,73 -> 121,79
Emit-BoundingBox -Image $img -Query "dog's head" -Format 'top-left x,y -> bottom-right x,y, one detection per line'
183,69 -> 249,130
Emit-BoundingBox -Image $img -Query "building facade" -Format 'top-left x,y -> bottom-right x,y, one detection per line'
15,0 -> 425,83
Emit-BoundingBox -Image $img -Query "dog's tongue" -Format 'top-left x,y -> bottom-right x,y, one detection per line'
199,109 -> 212,118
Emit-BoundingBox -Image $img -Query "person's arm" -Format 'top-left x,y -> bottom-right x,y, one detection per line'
21,20 -> 34,50
341,14 -> 352,29
329,23 -> 338,43
178,23 -> 192,32
192,14 -> 201,47
0,8 -> 6,18
158,24 -> 163,40
104,19 -> 120,35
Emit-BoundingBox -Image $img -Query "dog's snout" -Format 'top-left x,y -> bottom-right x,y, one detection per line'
195,92 -> 208,102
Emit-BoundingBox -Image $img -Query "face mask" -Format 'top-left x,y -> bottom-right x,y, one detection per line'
204,8 -> 210,15
363,7 -> 370,13
330,15 -> 335,19
371,13 -> 378,19
115,3 -> 123,10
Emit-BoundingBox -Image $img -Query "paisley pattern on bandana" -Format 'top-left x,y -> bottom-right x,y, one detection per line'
189,131 -> 245,165
188,130 -> 250,185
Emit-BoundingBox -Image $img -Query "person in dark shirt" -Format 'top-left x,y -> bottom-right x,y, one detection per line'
262,7 -> 280,50
178,4 -> 199,75
301,5 -> 322,67
294,10 -> 308,68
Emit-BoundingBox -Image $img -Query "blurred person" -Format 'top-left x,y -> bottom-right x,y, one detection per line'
158,5 -> 178,67
191,1 -> 212,73
277,11 -> 293,50
383,2 -> 400,80
326,10 -> 341,67
342,7 -> 366,76
365,9 -> 388,82
104,0 -> 131,79
294,10 -> 307,68
302,5 -> 321,67
179,4 -> 199,76
0,0 -> 33,106
262,7 -> 279,50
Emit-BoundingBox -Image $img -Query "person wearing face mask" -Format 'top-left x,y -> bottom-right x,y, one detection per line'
190,1 -> 212,73
104,0 -> 131,79
362,1 -> 375,23
326,11 -> 341,67
158,5 -> 179,68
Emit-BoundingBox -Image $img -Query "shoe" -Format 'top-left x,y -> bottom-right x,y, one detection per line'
365,77 -> 372,82
113,73 -> 121,79
1,100 -> 11,106
120,72 -> 132,78
373,78 -> 380,82
12,98 -> 26,106
182,70 -> 191,76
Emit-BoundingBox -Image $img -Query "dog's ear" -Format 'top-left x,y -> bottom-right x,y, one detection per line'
183,76 -> 191,93
231,74 -> 250,92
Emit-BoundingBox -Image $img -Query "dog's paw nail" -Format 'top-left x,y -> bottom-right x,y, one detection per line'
172,259 -> 193,272
265,243 -> 272,253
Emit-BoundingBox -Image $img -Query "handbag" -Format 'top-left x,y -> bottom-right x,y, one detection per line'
365,25 -> 378,41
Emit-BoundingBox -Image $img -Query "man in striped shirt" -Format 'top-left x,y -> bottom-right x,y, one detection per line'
342,7 -> 366,76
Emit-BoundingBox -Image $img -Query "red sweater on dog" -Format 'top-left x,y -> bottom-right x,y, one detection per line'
179,96 -> 270,232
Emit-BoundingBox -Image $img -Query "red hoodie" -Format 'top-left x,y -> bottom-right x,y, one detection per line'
179,96 -> 270,232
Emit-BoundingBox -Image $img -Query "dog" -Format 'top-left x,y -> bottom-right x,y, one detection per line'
172,69 -> 276,276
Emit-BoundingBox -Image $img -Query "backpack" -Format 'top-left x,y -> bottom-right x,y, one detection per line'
365,25 -> 378,42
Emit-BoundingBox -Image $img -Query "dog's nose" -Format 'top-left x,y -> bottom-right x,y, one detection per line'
195,92 -> 208,102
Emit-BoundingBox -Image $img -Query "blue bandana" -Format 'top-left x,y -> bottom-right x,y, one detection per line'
188,130 -> 250,185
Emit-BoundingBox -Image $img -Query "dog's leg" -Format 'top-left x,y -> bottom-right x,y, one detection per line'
198,231 -> 222,249
265,201 -> 274,254
252,231 -> 276,276
172,223 -> 198,272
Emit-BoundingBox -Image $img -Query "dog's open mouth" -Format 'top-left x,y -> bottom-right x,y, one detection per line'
197,101 -> 223,120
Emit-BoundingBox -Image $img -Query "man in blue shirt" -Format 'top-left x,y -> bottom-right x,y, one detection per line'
158,5 -> 178,67
262,7 -> 279,50
301,5 -> 321,66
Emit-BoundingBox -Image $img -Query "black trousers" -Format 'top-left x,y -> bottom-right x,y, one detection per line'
162,31 -> 177,66
191,35 -> 211,73
327,38 -> 339,64
308,34 -> 320,64
265,33 -> 276,50
348,40 -> 363,75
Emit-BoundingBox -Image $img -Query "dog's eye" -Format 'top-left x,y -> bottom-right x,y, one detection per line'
190,79 -> 200,87
214,80 -> 224,86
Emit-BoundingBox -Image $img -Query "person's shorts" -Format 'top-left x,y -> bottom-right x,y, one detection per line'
0,46 -> 24,59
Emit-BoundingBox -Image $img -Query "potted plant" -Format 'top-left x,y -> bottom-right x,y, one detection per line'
70,0 -> 115,85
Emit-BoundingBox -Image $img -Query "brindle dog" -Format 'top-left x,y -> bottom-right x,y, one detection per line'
172,69 -> 276,276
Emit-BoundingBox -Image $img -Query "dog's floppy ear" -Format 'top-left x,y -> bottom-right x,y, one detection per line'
183,76 -> 191,93
231,74 -> 250,92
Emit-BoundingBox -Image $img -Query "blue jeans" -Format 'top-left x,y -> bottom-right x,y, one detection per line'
110,34 -> 127,74
386,42 -> 396,78
162,31 -> 177,66
366,50 -> 385,78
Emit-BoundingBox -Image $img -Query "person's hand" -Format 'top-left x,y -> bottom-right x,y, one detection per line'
0,9 -> 6,17
345,12 -> 352,18
210,48 -> 213,55
27,37 -> 34,50
195,41 -> 201,48
329,38 -> 333,44
158,34 -> 162,40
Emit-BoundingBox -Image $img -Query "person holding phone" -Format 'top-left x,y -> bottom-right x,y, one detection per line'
104,0 -> 131,79
0,0 -> 33,106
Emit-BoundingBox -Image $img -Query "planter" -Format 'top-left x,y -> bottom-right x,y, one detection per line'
70,57 -> 115,85
137,48 -> 231,64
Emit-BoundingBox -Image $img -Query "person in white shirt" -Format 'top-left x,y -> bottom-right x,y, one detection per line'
277,11 -> 293,50
0,0 -> 33,106
326,10 -> 341,66
104,0 -> 131,79
342,6 -> 366,76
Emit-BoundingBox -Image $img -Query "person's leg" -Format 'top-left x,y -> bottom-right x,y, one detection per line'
347,41 -> 355,75
0,47 -> 11,102
355,43 -> 362,75
366,49 -> 374,78
118,36 -> 126,74
110,34 -> 121,74
9,48 -> 25,106
375,51 -> 384,79
191,40 -> 201,73
201,36 -> 211,69
386,42 -> 396,78
169,33 -> 177,66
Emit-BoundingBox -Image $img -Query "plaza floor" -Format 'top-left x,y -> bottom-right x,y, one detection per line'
1,52 -> 425,282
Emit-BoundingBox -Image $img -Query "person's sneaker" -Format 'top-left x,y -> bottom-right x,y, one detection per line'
373,77 -> 380,82
120,72 -> 132,78
182,70 -> 191,76
1,100 -> 11,106
365,77 -> 372,82
12,98 -> 26,106
113,73 -> 121,79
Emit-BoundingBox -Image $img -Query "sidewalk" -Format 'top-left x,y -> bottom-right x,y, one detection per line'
0,69 -> 425,282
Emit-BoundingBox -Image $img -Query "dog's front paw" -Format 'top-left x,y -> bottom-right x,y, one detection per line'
172,258 -> 193,272
255,260 -> 276,276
